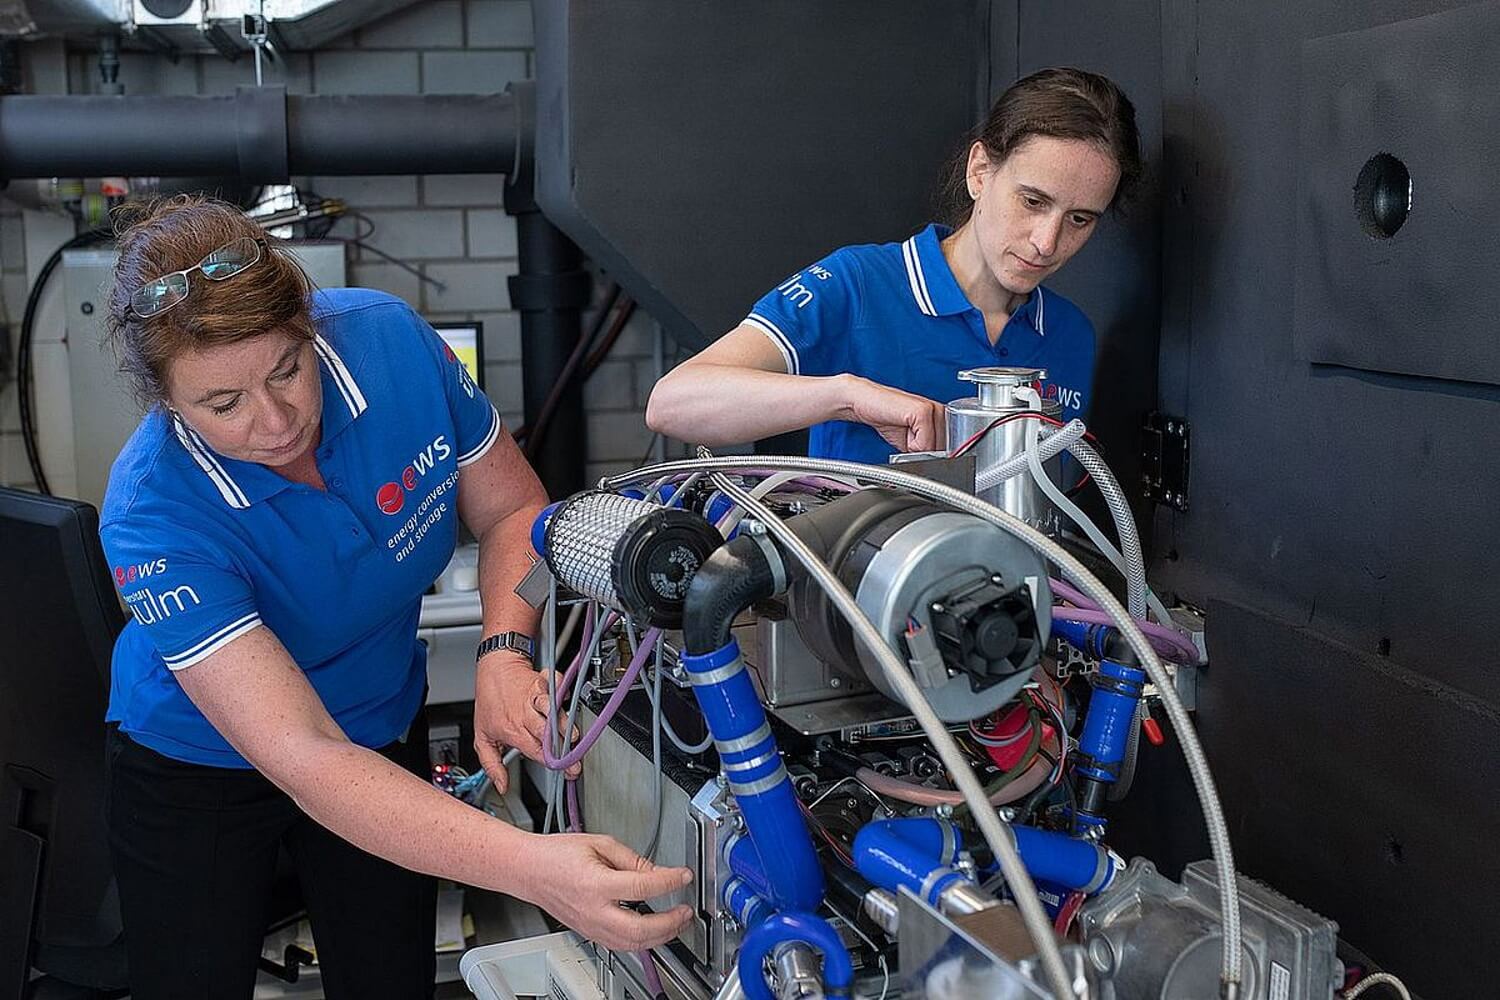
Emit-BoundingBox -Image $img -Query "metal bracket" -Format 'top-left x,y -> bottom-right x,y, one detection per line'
258,944 -> 315,983
1140,411 -> 1191,511
513,556 -> 554,609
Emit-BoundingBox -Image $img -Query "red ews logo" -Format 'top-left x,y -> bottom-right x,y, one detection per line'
114,558 -> 168,585
376,482 -> 405,515
374,435 -> 452,515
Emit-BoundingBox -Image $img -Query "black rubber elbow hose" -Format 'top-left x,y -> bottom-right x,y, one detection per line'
681,533 -> 782,654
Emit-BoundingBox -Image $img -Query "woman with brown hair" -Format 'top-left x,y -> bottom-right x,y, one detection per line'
99,196 -> 692,999
646,67 -> 1142,460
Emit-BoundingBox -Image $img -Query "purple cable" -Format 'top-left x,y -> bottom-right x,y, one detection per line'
553,632 -> 669,1000
544,624 -> 662,771
554,604 -> 596,696
565,778 -> 581,832
1047,577 -> 1201,664
549,605 -> 622,736
1048,576 -> 1098,610
1052,608 -> 1202,665
638,950 -> 666,998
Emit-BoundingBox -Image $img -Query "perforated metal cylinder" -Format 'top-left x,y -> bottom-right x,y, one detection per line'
536,491 -> 722,626
541,491 -> 654,608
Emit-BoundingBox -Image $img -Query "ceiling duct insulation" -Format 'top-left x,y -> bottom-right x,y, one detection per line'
0,0 -> 421,51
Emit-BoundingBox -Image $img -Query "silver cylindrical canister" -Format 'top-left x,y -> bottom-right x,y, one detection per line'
946,366 -> 1063,532
537,491 -> 721,627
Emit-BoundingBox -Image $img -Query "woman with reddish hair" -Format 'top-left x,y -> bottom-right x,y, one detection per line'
100,196 -> 691,999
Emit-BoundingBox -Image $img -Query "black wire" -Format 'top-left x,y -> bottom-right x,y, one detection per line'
18,227 -> 111,495
1017,752 -> 1059,825
521,286 -> 628,459
635,431 -> 663,469
296,193 -> 444,292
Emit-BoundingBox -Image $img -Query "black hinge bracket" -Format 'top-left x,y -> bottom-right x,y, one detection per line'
1141,412 -> 1190,511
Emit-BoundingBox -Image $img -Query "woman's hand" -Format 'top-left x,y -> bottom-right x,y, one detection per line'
474,652 -> 579,790
840,375 -> 949,453
516,833 -> 696,951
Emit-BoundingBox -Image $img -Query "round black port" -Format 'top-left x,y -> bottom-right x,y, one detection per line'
141,0 -> 194,16
1354,153 -> 1411,239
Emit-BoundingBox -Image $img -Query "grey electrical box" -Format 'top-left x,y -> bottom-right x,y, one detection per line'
63,241 -> 347,510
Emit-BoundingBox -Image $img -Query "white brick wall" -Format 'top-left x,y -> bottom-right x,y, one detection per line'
0,0 -> 684,493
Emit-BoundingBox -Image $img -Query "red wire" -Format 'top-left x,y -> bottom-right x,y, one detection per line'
1053,890 -> 1086,935
950,411 -> 1099,458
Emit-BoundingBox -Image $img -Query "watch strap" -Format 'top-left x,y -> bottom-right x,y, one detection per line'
475,631 -> 536,664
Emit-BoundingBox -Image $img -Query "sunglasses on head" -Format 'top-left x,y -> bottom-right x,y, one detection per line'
129,236 -> 265,320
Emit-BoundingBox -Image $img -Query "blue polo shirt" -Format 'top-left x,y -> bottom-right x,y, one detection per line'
100,288 -> 503,768
743,223 -> 1095,464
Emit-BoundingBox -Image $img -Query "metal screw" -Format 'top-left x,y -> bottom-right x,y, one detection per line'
930,603 -> 945,614
991,574 -> 1004,585
998,806 -> 1017,822
829,677 -> 842,688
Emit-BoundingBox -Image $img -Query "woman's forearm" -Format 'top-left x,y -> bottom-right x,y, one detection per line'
646,365 -> 857,445
477,497 -> 547,639
274,736 -> 552,903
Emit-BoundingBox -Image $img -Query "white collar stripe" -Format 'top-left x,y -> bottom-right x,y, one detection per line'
456,405 -> 502,467
902,239 -> 936,317
907,237 -> 937,316
181,422 -> 241,498
172,415 -> 250,509
313,335 -> 368,416
313,340 -> 358,416
745,314 -> 800,376
1035,287 -> 1046,336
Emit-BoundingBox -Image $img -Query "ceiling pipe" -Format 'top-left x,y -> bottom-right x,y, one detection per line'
0,86 -> 518,181
0,82 -> 587,495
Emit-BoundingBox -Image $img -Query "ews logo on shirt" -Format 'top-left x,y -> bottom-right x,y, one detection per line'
443,343 -> 477,399
1042,384 -> 1083,411
115,558 -> 168,585
113,558 -> 203,625
375,435 -> 452,515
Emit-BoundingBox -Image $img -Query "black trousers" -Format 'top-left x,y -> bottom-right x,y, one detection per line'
105,714 -> 437,1000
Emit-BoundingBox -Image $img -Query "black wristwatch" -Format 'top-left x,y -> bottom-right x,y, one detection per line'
475,631 -> 536,665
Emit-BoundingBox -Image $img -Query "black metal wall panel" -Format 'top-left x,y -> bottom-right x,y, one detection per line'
1140,2 -> 1500,994
1293,4 -> 1500,387
1150,0 -> 1500,701
534,0 -> 990,352
1197,599 -> 1499,1000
